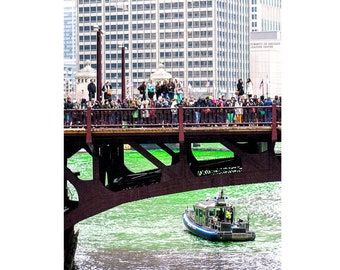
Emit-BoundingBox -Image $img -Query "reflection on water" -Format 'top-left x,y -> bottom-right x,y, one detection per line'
76,247 -> 281,270
74,182 -> 281,270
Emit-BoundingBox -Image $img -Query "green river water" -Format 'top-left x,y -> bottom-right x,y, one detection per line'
67,144 -> 281,269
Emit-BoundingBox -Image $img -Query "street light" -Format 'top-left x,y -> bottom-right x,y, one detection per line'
93,25 -> 103,102
119,43 -> 126,101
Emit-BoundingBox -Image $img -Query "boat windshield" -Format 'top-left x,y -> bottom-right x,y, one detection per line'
208,208 -> 215,216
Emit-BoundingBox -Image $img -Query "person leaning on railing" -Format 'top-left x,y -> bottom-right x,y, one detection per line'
234,100 -> 243,125
63,94 -> 281,128
263,97 -> 273,126
64,96 -> 74,126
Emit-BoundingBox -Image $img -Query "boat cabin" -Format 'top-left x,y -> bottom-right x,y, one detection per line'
192,196 -> 235,230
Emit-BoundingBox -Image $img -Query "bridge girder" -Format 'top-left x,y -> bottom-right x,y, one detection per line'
64,136 -> 281,230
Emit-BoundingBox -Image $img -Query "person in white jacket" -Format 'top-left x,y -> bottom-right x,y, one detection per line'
234,100 -> 243,125
246,78 -> 253,98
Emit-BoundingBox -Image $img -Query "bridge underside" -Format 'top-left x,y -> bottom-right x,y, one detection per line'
64,127 -> 281,230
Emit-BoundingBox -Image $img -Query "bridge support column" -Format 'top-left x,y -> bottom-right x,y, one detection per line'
92,143 -> 131,187
105,143 -> 130,183
257,142 -> 268,152
92,147 -> 101,184
64,226 -> 79,270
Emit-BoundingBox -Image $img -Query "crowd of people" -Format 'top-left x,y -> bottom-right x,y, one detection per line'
64,78 -> 281,127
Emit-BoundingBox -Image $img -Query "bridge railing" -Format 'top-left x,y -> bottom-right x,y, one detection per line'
64,104 -> 281,129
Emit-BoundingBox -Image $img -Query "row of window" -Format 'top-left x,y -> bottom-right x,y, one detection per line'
217,0 -> 248,11
81,0 -> 214,13
217,21 -> 249,32
130,1 -> 213,10
79,52 -> 247,69
217,43 -> 250,53
79,6 -> 102,13
78,0 -> 264,12
262,20 -> 281,31
80,11 -> 228,21
105,4 -> 128,12
105,15 -> 129,21
87,41 -> 216,51
217,11 -> 249,22
120,51 -> 210,60
188,70 -> 214,79
79,18 -> 244,31
84,8 -> 237,19
78,21 -> 202,30
79,40 -> 247,52
218,28 -> 249,37
259,0 -> 282,8
188,31 -> 212,38
79,30 -> 240,42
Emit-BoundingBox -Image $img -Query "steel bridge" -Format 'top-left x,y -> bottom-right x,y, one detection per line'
64,104 -> 281,269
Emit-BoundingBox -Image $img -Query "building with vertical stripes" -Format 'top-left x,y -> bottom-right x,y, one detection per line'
250,0 -> 281,32
76,0 -> 250,99
249,0 -> 281,97
64,0 -> 77,96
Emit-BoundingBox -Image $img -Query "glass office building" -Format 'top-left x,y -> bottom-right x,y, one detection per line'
77,0 -> 250,98
64,0 -> 77,94
250,0 -> 281,32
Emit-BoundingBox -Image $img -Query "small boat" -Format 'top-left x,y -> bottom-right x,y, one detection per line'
182,188 -> 256,242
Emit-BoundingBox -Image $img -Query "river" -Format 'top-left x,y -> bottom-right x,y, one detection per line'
67,147 -> 281,270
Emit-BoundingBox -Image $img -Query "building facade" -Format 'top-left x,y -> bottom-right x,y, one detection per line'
248,0 -> 281,97
250,31 -> 281,97
74,60 -> 97,101
250,0 -> 281,32
76,0 -> 250,99
64,0 -> 77,97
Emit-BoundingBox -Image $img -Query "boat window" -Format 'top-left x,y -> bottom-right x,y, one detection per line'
208,209 -> 214,216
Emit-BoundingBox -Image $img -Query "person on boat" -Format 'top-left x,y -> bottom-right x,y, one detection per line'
226,209 -> 232,222
218,209 -> 225,221
230,205 -> 234,223
211,217 -> 216,229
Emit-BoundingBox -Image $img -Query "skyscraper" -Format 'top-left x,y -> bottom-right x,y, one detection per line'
250,0 -> 281,32
76,0 -> 250,98
64,0 -> 77,95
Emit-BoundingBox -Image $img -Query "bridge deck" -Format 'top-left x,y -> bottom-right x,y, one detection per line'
64,126 -> 281,136
64,125 -> 281,144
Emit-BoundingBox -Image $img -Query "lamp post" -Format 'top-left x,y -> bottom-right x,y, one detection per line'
94,25 -> 103,103
120,44 -> 126,101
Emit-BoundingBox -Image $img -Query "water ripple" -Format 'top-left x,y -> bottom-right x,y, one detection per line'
75,182 -> 281,269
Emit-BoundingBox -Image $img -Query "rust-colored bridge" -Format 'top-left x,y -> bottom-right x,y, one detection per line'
64,104 -> 281,269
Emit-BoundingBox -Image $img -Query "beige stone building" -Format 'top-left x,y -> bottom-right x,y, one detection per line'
250,31 -> 281,98
73,60 -> 97,101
